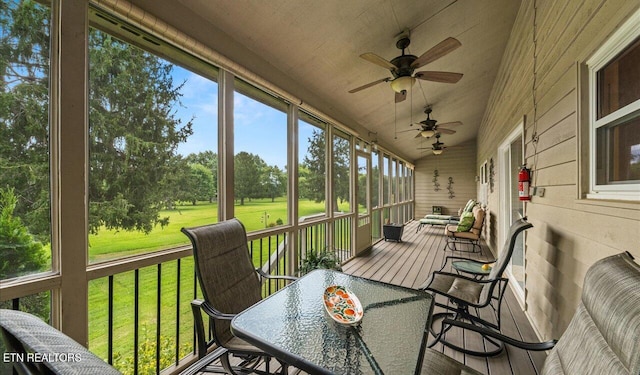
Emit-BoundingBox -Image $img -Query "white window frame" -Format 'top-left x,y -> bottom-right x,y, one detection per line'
586,8 -> 640,201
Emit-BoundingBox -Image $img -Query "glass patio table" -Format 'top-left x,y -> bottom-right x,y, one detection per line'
231,269 -> 434,375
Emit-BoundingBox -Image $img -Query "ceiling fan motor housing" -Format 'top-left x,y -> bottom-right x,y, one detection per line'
390,54 -> 418,78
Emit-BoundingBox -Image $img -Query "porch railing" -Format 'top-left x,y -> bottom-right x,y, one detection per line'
0,206 -> 415,375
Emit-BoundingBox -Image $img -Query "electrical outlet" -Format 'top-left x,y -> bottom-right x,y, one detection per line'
536,187 -> 545,197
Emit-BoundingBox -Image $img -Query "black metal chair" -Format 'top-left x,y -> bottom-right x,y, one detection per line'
420,252 -> 639,374
423,217 -> 532,356
443,205 -> 486,253
181,219 -> 296,375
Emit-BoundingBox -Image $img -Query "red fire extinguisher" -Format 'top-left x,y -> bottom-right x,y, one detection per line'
518,165 -> 531,201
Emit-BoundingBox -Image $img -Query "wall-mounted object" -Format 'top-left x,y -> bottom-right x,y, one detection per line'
447,177 -> 455,199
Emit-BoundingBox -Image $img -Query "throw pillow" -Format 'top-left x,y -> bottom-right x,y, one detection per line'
456,212 -> 475,232
463,199 -> 476,212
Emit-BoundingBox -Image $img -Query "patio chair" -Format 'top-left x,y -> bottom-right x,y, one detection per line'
420,251 -> 639,374
0,309 -> 121,375
443,204 -> 485,252
181,219 -> 296,375
423,217 -> 532,356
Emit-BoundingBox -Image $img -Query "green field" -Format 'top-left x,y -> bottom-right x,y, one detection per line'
87,198 -> 352,373
88,198 -> 341,262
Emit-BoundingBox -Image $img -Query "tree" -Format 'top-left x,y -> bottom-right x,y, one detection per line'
185,151 -> 218,199
1,1 -> 194,239
0,187 -> 47,279
234,151 -> 266,205
87,28 -> 193,234
300,129 -> 326,202
183,163 -> 214,205
300,130 -> 350,211
0,187 -> 50,320
0,0 -> 52,243
332,135 -> 351,211
263,165 -> 286,202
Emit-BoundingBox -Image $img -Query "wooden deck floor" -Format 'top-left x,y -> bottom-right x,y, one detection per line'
341,221 -> 546,375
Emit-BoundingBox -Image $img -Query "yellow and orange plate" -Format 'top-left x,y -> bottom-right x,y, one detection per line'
323,285 -> 364,325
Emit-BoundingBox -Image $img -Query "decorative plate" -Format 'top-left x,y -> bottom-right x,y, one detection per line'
323,285 -> 364,325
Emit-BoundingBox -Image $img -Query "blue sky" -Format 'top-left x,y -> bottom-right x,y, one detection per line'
173,67 -> 315,169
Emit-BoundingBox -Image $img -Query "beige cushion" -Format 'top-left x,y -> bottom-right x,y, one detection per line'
428,273 -> 483,304
542,253 -> 640,375
471,206 -> 485,230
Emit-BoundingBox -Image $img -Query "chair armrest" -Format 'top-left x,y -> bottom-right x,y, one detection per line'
191,299 -> 236,359
443,319 -> 557,351
196,299 -> 236,321
256,268 -> 298,282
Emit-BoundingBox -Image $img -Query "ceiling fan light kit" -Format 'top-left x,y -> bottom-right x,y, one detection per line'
420,129 -> 435,138
432,149 -> 444,155
390,75 -> 415,93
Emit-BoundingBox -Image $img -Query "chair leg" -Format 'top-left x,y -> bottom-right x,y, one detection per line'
220,352 -> 239,375
428,301 -> 505,357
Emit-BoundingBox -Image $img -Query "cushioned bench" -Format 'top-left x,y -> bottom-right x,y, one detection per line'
416,199 -> 476,232
416,216 -> 460,232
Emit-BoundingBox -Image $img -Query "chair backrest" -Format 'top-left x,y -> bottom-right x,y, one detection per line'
479,218 -> 532,301
469,205 -> 485,235
542,252 -> 640,375
488,218 -> 532,279
181,219 -> 262,346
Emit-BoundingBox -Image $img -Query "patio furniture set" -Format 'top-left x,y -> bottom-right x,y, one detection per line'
2,215 -> 639,375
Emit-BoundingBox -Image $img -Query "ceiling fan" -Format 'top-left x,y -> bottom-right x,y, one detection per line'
349,29 -> 463,103
418,133 -> 450,155
411,107 -> 462,138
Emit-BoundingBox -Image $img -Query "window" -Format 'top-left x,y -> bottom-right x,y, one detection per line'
332,130 -> 351,214
234,79 -> 289,230
88,22 -> 219,263
383,154 -> 390,205
299,112 -> 327,220
1,0 -> 53,280
371,150 -> 380,208
587,10 -> 640,200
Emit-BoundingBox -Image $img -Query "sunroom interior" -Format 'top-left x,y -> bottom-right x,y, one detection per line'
1,0 -> 639,374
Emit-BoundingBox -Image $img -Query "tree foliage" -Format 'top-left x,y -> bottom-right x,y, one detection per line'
300,129 -> 326,203
299,129 -> 350,211
0,187 -> 47,279
234,151 -> 265,205
87,28 -> 193,234
0,0 -> 51,242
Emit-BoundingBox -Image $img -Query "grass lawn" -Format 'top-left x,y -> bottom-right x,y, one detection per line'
88,197 -> 346,262
87,198 -> 353,373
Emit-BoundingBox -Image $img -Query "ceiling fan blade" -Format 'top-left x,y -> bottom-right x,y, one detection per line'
360,53 -> 397,70
438,128 -> 456,135
411,37 -> 462,69
436,121 -> 463,127
395,90 -> 407,103
415,71 -> 463,83
348,77 -> 390,93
